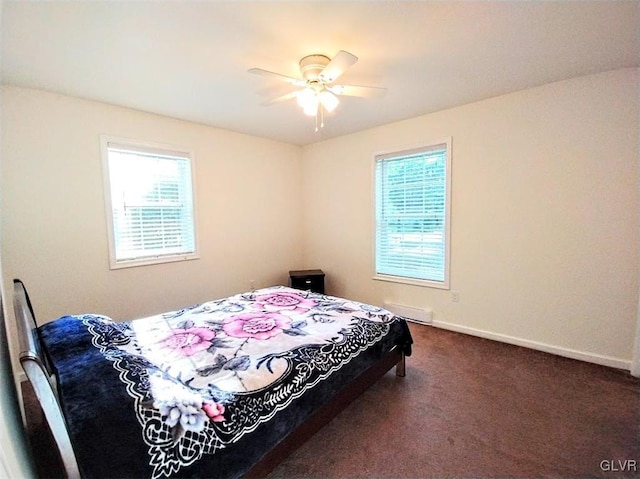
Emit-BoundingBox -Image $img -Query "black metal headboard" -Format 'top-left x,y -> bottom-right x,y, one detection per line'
13,278 -> 81,478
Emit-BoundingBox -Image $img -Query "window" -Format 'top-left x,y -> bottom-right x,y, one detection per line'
102,137 -> 198,269
374,139 -> 451,288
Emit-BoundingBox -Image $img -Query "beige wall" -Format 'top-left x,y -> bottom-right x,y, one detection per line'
1,86 -> 303,325
301,68 -> 639,368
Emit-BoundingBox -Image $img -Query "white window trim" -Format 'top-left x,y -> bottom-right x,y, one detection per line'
100,135 -> 200,269
372,138 -> 452,290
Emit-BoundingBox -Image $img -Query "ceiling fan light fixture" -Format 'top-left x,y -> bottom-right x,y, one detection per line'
297,88 -> 319,116
303,102 -> 318,117
318,90 -> 339,113
250,50 -> 386,131
299,54 -> 331,81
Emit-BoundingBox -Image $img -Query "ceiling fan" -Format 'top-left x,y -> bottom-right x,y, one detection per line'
249,51 -> 386,131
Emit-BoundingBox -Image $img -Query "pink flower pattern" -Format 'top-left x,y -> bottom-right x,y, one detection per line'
162,327 -> 216,356
203,402 -> 225,422
223,312 -> 291,340
254,292 -> 316,314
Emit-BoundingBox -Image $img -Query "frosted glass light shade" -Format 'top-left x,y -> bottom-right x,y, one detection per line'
318,90 -> 339,112
297,88 -> 319,116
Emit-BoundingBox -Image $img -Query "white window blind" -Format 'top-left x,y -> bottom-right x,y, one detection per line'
375,140 -> 451,288
103,138 -> 197,268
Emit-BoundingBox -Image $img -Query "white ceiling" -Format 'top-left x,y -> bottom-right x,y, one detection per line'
2,1 -> 638,146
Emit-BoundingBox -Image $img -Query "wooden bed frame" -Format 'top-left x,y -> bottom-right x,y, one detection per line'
14,278 -> 406,479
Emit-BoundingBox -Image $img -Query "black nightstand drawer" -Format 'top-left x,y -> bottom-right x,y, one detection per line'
289,269 -> 325,294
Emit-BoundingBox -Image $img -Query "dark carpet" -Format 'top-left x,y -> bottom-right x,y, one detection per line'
23,323 -> 639,478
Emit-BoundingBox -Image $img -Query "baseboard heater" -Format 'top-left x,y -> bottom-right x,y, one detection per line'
384,302 -> 433,325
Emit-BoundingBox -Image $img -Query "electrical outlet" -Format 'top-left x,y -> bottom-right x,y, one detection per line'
451,291 -> 460,303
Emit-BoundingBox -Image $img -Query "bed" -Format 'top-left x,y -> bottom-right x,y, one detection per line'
14,280 -> 412,479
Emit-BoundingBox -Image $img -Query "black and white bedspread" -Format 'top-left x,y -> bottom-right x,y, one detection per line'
39,286 -> 413,479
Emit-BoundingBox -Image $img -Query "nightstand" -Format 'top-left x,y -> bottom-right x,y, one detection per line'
289,269 -> 325,294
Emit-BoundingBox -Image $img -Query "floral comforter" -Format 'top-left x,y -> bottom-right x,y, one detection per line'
39,286 -> 412,479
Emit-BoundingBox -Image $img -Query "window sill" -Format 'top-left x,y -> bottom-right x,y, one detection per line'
109,253 -> 200,270
373,274 -> 449,290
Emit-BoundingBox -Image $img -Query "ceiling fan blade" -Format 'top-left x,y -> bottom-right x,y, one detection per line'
261,90 -> 300,106
318,50 -> 358,83
328,84 -> 387,98
248,68 -> 306,87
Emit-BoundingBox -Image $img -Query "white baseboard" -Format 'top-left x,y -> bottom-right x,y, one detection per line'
430,320 -> 632,371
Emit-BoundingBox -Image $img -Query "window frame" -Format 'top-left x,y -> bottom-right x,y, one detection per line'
100,135 -> 199,270
372,138 -> 452,289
